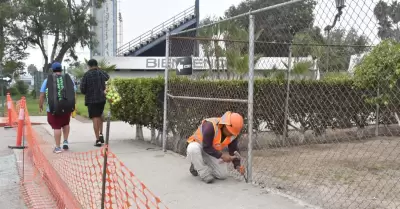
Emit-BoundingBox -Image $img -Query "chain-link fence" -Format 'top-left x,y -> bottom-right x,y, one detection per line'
162,0 -> 400,208
32,71 -> 48,99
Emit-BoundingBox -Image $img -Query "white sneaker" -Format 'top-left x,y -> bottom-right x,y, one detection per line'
202,175 -> 215,184
53,147 -> 62,154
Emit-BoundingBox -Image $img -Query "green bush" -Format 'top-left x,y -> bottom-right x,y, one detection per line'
354,39 -> 400,106
13,80 -> 29,95
166,77 -> 376,138
29,89 -> 36,98
7,86 -> 19,96
112,76 -> 382,141
111,77 -> 164,130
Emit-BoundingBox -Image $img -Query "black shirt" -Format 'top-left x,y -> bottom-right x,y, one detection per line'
80,68 -> 110,105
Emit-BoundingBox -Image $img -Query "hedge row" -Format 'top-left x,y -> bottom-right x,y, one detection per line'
111,77 -> 400,141
110,77 -> 164,130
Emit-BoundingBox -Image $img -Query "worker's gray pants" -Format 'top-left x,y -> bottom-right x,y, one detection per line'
186,142 -> 229,180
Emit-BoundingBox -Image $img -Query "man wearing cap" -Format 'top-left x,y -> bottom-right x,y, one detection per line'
186,111 -> 245,183
39,62 -> 76,153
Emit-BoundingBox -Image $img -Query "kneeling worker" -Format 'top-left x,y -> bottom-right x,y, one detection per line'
187,111 -> 245,183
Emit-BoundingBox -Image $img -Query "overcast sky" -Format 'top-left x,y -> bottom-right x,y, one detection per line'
23,0 -> 380,71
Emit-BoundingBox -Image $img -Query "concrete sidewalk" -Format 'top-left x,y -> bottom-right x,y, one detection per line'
0,128 -> 27,209
33,116 -> 311,209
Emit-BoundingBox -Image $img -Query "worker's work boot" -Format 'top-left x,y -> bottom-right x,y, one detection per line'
202,174 -> 215,184
189,163 -> 198,176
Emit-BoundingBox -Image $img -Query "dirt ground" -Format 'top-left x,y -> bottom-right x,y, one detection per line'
250,136 -> 400,209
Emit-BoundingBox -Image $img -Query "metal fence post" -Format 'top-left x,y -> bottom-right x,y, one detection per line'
247,14 -> 255,184
162,32 -> 170,152
283,44 -> 293,141
100,111 -> 111,209
0,65 -> 4,116
375,85 -> 380,137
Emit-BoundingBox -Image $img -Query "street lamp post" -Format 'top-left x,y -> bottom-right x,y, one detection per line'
324,0 -> 346,72
335,0 -> 345,9
325,0 -> 346,32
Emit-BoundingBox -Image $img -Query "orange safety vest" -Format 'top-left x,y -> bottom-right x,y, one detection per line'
187,116 -> 237,151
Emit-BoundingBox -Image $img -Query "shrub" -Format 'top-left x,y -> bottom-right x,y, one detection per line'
166,77 -> 375,137
111,74 -> 400,154
30,89 -> 36,98
112,77 -> 378,140
7,86 -> 19,96
354,39 -> 400,106
13,80 -> 29,95
111,77 -> 164,130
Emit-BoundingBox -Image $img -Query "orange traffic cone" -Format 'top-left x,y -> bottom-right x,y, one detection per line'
8,97 -> 27,149
4,93 -> 16,129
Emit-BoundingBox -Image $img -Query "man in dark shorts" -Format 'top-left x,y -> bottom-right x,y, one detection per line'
39,62 -> 76,153
80,59 -> 110,146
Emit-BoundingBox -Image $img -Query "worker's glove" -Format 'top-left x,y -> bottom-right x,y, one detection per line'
236,166 -> 245,175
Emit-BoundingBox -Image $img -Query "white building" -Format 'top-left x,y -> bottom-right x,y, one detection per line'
95,56 -> 319,79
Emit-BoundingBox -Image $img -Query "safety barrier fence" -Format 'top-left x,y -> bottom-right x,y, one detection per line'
7,95 -> 168,209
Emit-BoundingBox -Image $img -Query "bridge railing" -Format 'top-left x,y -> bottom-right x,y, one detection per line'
116,5 -> 196,56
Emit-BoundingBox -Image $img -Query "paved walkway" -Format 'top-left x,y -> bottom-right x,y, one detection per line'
32,116 -> 312,209
0,128 -> 27,209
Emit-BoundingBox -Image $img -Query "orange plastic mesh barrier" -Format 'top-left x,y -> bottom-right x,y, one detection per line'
13,97 -> 168,209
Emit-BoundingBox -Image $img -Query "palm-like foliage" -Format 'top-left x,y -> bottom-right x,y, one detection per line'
70,63 -> 85,81
198,17 -> 264,80
84,58 -> 116,73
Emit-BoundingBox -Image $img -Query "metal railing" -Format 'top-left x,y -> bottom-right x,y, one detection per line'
116,5 -> 196,56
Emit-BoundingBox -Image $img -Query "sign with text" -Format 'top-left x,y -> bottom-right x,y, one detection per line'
93,56 -> 314,71
0,76 -> 12,83
175,57 -> 193,75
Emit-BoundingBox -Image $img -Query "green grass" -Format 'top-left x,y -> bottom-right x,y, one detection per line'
7,95 -> 46,116
16,94 -> 110,118
25,97 -> 47,116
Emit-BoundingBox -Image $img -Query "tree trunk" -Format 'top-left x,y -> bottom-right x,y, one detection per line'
135,125 -> 144,141
50,32 -> 60,62
0,23 -> 4,64
42,62 -> 50,73
150,127 -> 156,144
54,43 -> 72,63
156,130 -> 162,146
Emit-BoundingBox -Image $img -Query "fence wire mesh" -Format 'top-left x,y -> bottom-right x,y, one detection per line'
164,0 -> 400,208
33,71 -> 48,99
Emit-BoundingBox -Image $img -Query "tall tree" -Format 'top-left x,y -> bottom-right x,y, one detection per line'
292,27 -> 369,72
374,0 -> 400,41
27,64 -> 38,76
198,17 -> 264,80
292,27 -> 325,59
319,28 -> 369,72
16,0 -> 105,72
225,0 -> 317,57
0,0 -> 28,77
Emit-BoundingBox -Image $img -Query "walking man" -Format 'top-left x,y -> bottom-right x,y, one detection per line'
39,62 -> 76,153
80,59 -> 110,147
186,111 -> 245,183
